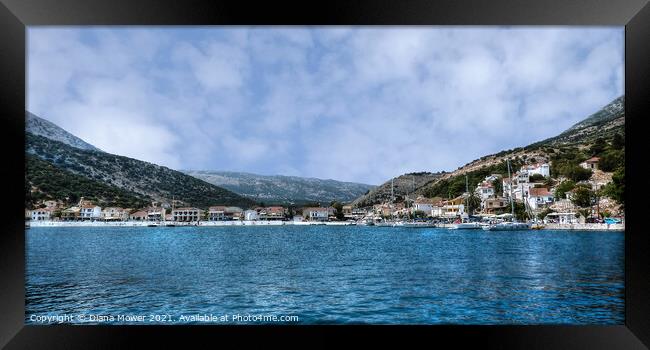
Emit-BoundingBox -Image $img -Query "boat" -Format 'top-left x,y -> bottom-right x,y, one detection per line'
483,158 -> 530,231
483,221 -> 530,231
402,221 -> 437,228
450,221 -> 482,230
165,224 -> 175,227
530,222 -> 545,230
147,223 -> 159,227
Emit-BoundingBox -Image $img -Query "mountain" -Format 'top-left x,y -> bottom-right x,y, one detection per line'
352,95 -> 625,206
26,112 -> 101,152
350,172 -> 446,207
26,155 -> 150,209
527,95 -> 624,148
184,170 -> 375,206
25,113 -> 255,209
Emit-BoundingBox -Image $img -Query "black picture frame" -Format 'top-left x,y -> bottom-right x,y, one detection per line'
1,0 -> 649,348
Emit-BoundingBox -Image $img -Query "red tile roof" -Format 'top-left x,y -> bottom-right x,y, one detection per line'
529,187 -> 552,197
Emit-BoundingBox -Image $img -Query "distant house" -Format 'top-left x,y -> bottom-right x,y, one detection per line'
224,207 -> 243,220
442,196 -> 466,218
413,197 -> 435,214
102,207 -> 129,221
521,163 -> 551,178
527,187 -> 554,210
31,208 -> 54,221
208,206 -> 226,221
258,206 -> 286,220
516,171 -> 530,184
80,204 -> 102,220
147,207 -> 166,221
42,200 -> 59,209
475,181 -> 495,200
303,207 -> 329,221
172,207 -> 203,222
482,197 -> 508,214
129,210 -> 148,221
342,205 -> 353,218
580,157 -> 600,170
244,209 -> 259,221
61,207 -> 81,221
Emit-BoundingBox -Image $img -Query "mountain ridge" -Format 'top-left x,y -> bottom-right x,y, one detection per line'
185,170 -> 375,205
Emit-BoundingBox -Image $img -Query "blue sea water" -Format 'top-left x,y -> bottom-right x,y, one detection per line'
25,226 -> 624,325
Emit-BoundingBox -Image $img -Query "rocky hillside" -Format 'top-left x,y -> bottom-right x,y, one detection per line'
352,95 -> 625,206
527,95 -> 624,147
351,172 -> 446,207
26,155 -> 150,209
26,112 -> 101,152
184,171 -> 375,205
25,114 -> 255,209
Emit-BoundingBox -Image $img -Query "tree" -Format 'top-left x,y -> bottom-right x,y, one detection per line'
571,187 -> 595,208
555,180 -> 575,199
598,149 -> 624,172
529,174 -> 545,182
589,138 -> 606,156
331,201 -> 345,221
611,133 -> 624,150
492,179 -> 503,197
602,167 -> 624,205
537,208 -> 554,220
465,192 -> 481,215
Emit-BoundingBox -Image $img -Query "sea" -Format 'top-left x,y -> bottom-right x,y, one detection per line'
25,226 -> 624,325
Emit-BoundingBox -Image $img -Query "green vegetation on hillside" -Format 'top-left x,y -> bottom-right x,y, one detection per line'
26,156 -> 150,209
26,133 -> 255,209
421,159 -> 524,199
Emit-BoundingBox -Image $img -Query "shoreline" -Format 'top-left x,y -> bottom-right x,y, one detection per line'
27,220 -> 624,231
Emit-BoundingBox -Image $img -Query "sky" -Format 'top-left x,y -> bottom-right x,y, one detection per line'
27,27 -> 624,185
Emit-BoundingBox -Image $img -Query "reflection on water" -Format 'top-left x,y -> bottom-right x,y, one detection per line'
26,226 -> 624,324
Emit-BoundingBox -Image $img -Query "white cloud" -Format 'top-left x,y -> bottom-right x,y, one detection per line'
28,27 -> 624,185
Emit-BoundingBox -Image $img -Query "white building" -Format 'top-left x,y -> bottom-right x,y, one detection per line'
101,207 -> 129,221
413,197 -> 435,215
527,187 -> 554,210
173,207 -> 203,222
521,163 -> 551,178
304,207 -> 329,221
30,208 -> 54,221
80,205 -> 102,220
244,209 -> 259,221
475,181 -> 495,200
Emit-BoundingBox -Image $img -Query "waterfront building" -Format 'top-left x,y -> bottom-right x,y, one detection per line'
208,206 -> 226,221
224,207 -> 243,220
31,208 -> 54,221
129,210 -> 148,221
527,187 -> 555,210
303,207 -> 329,221
258,206 -> 286,220
173,207 -> 203,222
244,209 -> 259,220
342,205 -> 353,217
442,196 -> 466,218
80,204 -> 102,220
481,197 -> 508,214
102,207 -> 129,221
413,196 -> 435,215
61,206 -> 81,221
146,207 -> 166,221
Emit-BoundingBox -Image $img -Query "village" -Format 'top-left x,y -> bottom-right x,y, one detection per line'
26,158 -> 624,230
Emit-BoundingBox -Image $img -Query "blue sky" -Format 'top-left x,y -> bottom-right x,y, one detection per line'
28,27 -> 623,185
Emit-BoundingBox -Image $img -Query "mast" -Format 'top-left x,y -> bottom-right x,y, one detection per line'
507,159 -> 515,221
